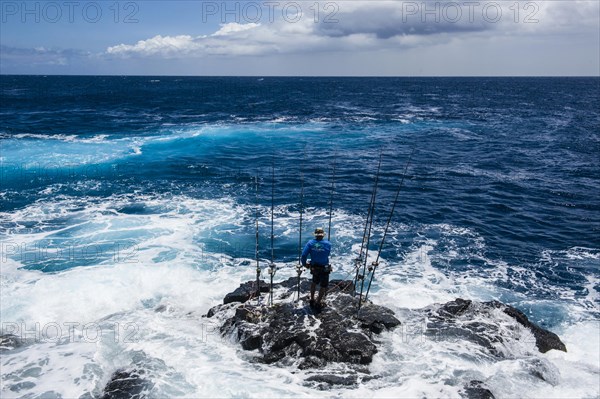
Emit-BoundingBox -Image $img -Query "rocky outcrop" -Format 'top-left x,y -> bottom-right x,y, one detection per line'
101,369 -> 152,399
204,283 -> 568,394
211,282 -> 568,367
100,351 -> 194,398
223,280 -> 270,304
497,302 -> 567,353
426,298 -> 567,356
0,334 -> 25,352
462,380 -> 496,399
207,278 -> 401,370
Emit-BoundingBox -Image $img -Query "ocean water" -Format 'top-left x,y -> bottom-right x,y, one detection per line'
0,76 -> 598,398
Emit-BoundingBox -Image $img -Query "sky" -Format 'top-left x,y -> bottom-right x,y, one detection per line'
0,0 -> 598,76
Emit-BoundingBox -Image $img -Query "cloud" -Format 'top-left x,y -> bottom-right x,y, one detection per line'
106,23 -> 280,57
104,1 -> 599,60
314,1 -> 491,39
318,1 -> 599,37
105,19 -> 451,59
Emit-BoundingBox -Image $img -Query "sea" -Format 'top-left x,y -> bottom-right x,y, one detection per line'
0,76 -> 598,398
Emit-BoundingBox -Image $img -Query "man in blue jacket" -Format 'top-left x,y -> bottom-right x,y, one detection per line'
301,227 -> 332,309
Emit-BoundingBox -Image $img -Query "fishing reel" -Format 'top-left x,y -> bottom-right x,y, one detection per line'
295,263 -> 303,275
267,263 -> 277,276
354,257 -> 363,270
368,261 -> 379,273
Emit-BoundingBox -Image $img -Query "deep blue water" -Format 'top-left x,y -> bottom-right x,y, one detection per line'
1,76 -> 599,398
2,76 -> 598,266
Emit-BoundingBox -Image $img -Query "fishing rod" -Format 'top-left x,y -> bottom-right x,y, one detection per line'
268,159 -> 276,306
353,166 -> 377,290
327,154 -> 337,240
363,149 -> 415,304
295,149 -> 306,302
356,151 -> 383,265
357,151 -> 384,309
354,151 -> 383,296
254,175 -> 261,305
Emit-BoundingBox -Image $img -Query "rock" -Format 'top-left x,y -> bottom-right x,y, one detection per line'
223,280 -> 270,304
298,356 -> 326,369
212,279 -> 401,370
500,303 -> 567,353
332,331 -> 377,364
210,284 -> 569,390
462,380 -> 495,399
305,374 -> 357,387
100,351 -> 195,397
237,322 -> 263,350
426,298 -> 567,356
101,369 -> 152,399
0,334 -> 25,352
439,298 -> 472,317
357,302 -> 402,333
521,357 -> 561,386
206,305 -> 220,318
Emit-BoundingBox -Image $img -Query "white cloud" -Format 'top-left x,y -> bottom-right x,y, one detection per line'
106,20 -> 429,59
211,22 -> 261,36
103,1 -> 599,64
107,35 -> 198,57
107,23 -> 281,57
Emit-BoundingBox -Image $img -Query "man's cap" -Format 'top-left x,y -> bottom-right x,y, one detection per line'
314,227 -> 326,237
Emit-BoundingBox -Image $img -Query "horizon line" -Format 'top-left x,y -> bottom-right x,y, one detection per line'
2,74 -> 599,78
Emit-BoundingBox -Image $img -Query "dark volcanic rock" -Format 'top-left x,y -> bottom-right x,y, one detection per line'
222,277 -> 354,305
305,374 -> 357,387
0,334 -> 25,352
439,298 -> 472,317
499,303 -> 567,353
101,369 -> 152,399
223,280 -> 270,304
358,302 -> 402,333
212,283 -> 568,391
100,351 -> 195,398
213,279 -> 401,369
427,298 -> 567,356
462,380 -> 495,399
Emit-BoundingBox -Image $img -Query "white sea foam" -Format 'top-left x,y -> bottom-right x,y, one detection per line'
1,193 -> 598,398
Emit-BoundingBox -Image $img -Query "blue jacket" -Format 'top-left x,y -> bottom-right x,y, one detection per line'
301,238 -> 331,266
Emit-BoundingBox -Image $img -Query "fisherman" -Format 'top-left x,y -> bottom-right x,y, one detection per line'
301,227 -> 332,309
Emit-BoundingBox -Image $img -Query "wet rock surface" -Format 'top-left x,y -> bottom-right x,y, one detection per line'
100,351 -> 195,398
208,278 -> 401,370
206,283 -> 567,394
425,298 -> 567,356
462,380 -> 496,399
0,334 -> 26,352
499,302 -> 567,353
101,369 -> 152,399
223,280 -> 270,304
